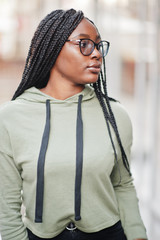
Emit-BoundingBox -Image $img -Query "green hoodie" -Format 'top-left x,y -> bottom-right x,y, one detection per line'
0,85 -> 147,240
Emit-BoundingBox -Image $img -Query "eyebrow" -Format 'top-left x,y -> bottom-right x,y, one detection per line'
72,33 -> 101,40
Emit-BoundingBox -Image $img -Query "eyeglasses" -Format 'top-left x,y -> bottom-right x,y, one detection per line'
66,38 -> 110,57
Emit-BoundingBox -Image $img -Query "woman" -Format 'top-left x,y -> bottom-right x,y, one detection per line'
0,9 -> 147,240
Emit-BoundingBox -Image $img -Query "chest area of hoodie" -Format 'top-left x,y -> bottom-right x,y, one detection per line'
10,101 -> 117,181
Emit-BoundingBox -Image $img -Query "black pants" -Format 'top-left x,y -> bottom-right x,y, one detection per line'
27,221 -> 127,240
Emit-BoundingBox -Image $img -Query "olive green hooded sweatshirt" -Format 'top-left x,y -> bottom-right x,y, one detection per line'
0,85 -> 147,240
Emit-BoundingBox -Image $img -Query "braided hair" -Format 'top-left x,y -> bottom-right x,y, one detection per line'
12,8 -> 131,180
92,57 -> 132,183
12,9 -> 84,99
88,19 -> 131,180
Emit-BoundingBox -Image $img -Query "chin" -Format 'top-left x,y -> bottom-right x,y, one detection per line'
79,74 -> 99,85
86,77 -> 99,84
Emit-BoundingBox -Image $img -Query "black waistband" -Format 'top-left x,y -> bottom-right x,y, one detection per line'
66,220 -> 121,232
27,221 -> 125,239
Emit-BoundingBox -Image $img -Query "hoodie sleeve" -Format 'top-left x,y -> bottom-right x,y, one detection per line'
0,108 -> 29,240
110,103 -> 147,240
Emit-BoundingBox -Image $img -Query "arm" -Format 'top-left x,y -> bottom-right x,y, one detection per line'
0,115 -> 29,240
0,151 -> 29,240
111,156 -> 147,240
110,104 -> 147,240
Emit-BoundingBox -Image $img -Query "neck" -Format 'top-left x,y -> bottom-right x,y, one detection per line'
40,71 -> 85,100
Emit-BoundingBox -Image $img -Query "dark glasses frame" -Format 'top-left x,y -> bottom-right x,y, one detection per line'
66,38 -> 110,57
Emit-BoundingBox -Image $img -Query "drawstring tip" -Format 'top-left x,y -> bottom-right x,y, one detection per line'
75,216 -> 81,221
35,218 -> 42,223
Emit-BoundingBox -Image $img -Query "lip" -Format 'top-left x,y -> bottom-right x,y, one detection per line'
87,63 -> 101,73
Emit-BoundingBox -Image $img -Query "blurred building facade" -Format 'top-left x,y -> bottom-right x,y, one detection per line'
0,0 -> 160,239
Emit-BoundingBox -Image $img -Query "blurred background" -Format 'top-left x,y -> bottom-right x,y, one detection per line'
0,0 -> 159,239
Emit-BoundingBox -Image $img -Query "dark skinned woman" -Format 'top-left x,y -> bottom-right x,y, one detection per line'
0,9 -> 147,240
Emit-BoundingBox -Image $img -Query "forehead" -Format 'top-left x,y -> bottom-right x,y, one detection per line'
69,18 -> 100,40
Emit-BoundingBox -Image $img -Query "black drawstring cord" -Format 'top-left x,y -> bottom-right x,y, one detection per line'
75,95 -> 83,221
35,100 -> 50,223
35,96 -> 84,223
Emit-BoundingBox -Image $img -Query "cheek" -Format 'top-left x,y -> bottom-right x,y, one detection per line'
62,55 -> 85,74
61,46 -> 86,73
71,58 -> 85,71
54,55 -> 85,80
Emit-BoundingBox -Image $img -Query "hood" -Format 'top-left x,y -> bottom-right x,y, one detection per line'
16,85 -> 95,104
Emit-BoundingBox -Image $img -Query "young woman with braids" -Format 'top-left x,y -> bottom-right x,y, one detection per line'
0,9 -> 147,240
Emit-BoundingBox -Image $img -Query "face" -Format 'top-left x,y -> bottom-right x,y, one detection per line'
50,18 -> 103,86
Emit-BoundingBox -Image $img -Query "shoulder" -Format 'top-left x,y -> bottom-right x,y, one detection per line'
0,101 -> 12,119
109,100 -> 133,147
110,101 -> 132,128
0,101 -> 19,120
0,100 -> 26,129
0,102 -> 15,136
0,102 -> 16,153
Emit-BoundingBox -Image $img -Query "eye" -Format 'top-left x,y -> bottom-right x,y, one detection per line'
80,40 -> 89,49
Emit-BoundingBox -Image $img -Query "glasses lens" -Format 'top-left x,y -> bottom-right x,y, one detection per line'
80,39 -> 94,56
98,41 -> 109,57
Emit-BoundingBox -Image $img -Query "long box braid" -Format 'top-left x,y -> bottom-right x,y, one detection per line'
92,56 -> 132,184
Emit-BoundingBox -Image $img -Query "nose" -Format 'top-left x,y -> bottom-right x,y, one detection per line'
91,45 -> 102,59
